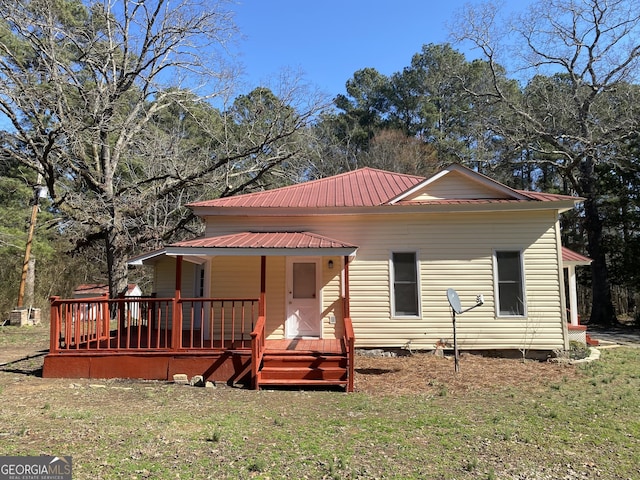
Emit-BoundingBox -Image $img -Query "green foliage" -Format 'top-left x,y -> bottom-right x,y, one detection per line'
568,341 -> 591,360
318,0 -> 640,323
0,0 -> 319,299
0,156 -> 104,317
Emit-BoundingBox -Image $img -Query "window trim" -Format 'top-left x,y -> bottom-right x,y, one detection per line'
493,249 -> 527,318
390,250 -> 422,318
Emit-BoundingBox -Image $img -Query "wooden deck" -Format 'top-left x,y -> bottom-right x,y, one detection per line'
265,338 -> 344,354
43,296 -> 355,391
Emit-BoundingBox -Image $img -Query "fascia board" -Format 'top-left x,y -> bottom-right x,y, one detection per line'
194,200 -> 579,218
164,246 -> 358,257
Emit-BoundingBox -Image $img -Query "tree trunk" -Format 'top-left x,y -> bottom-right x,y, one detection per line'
580,160 -> 617,326
105,227 -> 129,299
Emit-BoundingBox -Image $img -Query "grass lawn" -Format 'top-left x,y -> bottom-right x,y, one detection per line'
0,325 -> 639,479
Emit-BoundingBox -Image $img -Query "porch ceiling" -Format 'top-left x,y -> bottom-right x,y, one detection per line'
128,231 -> 358,265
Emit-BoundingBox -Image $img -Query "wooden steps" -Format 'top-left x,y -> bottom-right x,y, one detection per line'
257,350 -> 348,389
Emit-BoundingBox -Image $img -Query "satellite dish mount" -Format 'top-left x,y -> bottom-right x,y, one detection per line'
446,289 -> 484,373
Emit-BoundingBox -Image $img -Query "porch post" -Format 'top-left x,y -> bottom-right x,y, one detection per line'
172,255 -> 183,350
343,256 -> 351,318
567,265 -> 579,326
49,296 -> 60,354
259,255 -> 266,317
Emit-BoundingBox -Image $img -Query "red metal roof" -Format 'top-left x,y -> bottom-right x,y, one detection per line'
189,168 -> 424,208
189,167 -> 582,210
171,231 -> 357,249
515,190 -> 581,202
562,246 -> 592,264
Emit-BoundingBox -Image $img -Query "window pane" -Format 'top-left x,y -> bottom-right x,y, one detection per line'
392,252 -> 419,316
496,251 -> 520,281
293,262 -> 316,299
395,284 -> 418,316
393,252 -> 417,282
498,284 -> 524,315
496,251 -> 524,316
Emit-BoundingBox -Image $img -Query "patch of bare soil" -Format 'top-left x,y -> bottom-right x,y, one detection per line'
353,351 -> 580,396
0,325 -> 580,397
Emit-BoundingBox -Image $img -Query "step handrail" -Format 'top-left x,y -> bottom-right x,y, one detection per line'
250,314 -> 267,389
343,316 -> 355,392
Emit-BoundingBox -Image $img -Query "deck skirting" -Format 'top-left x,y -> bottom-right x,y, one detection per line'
43,350 -> 253,386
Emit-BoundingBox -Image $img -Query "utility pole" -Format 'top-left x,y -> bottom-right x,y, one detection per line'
17,176 -> 43,308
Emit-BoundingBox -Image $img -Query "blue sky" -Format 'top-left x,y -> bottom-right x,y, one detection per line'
231,0 -> 533,99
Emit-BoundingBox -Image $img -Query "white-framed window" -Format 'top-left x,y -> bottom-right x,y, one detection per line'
494,250 -> 526,317
195,263 -> 206,297
391,251 -> 420,317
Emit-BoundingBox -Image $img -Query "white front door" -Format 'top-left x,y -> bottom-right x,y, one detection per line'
286,257 -> 321,338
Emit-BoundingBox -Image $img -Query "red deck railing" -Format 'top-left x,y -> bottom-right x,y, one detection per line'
343,316 -> 355,393
49,294 -> 353,391
250,315 -> 267,389
49,296 -> 260,353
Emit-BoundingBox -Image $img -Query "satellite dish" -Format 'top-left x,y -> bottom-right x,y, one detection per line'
447,288 -> 462,314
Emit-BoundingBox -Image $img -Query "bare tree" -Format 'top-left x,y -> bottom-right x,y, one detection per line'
359,129 -> 441,176
0,0 -> 324,297
452,0 -> 640,325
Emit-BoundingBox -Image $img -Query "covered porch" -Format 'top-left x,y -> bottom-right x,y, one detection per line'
562,247 -> 595,345
43,232 -> 358,391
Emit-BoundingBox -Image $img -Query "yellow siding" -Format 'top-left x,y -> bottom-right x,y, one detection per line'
153,257 -> 196,297
204,209 -> 565,351
152,257 -> 197,329
321,256 -> 344,338
154,254 -> 348,341
407,171 -> 512,201
209,256 -> 280,338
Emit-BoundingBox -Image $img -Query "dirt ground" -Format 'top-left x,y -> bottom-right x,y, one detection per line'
353,351 -> 583,395
0,325 -> 585,396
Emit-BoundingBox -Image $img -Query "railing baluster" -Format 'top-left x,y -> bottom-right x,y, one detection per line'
240,301 -> 244,347
64,304 -> 69,348
220,302 -> 225,349
125,302 -> 130,349
200,301 -> 205,348
163,301 -> 168,348
48,297 -> 259,353
231,304 -> 236,348
74,304 -> 80,349
116,302 -> 121,349
209,302 -> 214,349
146,301 -> 152,349
135,304 -> 141,349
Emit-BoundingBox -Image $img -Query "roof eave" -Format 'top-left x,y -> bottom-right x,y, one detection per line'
164,246 -> 358,257
191,200 -> 580,217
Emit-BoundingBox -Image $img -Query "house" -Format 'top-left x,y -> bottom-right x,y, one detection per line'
43,164 -> 585,390
72,283 -> 143,324
73,283 -> 142,298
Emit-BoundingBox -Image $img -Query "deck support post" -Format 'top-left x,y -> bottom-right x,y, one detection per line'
343,256 -> 351,318
259,256 -> 266,316
343,256 -> 354,393
172,255 -> 183,351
